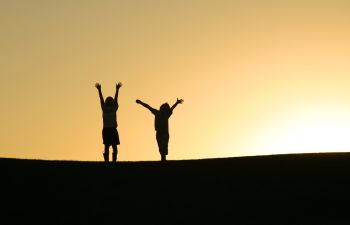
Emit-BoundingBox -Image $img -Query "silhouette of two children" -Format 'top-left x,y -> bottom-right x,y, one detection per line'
95,82 -> 183,162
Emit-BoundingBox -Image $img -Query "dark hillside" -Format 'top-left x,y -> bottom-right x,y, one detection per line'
2,153 -> 350,225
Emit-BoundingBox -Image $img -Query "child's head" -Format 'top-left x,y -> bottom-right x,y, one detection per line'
105,96 -> 114,106
160,103 -> 170,113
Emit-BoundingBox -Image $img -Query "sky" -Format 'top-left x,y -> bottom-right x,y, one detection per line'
1,0 -> 350,161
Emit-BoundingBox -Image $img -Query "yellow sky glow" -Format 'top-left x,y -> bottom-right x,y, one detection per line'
1,1 -> 350,161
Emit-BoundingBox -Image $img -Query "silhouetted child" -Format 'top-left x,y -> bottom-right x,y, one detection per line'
95,82 -> 122,163
136,98 -> 184,162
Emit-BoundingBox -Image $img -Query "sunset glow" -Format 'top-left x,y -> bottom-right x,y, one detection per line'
247,105 -> 350,155
1,1 -> 350,161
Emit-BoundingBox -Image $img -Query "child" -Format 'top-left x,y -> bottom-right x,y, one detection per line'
136,98 -> 184,162
95,82 -> 122,163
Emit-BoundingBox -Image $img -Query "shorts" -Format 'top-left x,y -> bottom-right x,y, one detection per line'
102,128 -> 120,146
156,132 -> 169,155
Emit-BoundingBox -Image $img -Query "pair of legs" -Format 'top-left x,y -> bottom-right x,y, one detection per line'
102,128 -> 120,163
156,132 -> 169,162
103,145 -> 118,162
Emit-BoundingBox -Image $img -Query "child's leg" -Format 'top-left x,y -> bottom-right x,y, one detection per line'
103,145 -> 110,162
112,145 -> 118,162
156,133 -> 169,162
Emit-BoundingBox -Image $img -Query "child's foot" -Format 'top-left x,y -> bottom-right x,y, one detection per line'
161,154 -> 166,162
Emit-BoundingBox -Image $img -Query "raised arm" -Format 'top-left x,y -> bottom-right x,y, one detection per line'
114,82 -> 122,103
95,83 -> 104,108
171,98 -> 184,111
136,99 -> 157,114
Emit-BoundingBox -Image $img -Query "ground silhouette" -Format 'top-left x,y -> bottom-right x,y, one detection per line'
2,153 -> 350,225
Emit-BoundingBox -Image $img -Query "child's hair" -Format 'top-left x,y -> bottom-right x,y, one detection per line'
105,96 -> 114,106
160,103 -> 170,113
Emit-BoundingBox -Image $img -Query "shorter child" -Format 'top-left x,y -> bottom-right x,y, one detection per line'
136,98 -> 184,161
95,82 -> 122,163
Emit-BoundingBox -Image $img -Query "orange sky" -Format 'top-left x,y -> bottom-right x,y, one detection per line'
1,0 -> 350,161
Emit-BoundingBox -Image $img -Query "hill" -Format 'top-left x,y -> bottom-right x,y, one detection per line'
2,153 -> 350,225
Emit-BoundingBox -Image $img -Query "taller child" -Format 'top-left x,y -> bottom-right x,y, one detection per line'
136,98 -> 184,162
95,82 -> 122,163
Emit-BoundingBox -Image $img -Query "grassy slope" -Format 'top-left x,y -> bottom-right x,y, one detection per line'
2,153 -> 350,225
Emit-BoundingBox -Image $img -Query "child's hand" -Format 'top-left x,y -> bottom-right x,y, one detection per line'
136,99 -> 142,104
177,98 -> 184,104
116,82 -> 122,89
95,83 -> 101,90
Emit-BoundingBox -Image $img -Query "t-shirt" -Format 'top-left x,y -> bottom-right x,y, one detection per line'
102,103 -> 118,128
152,109 -> 172,133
